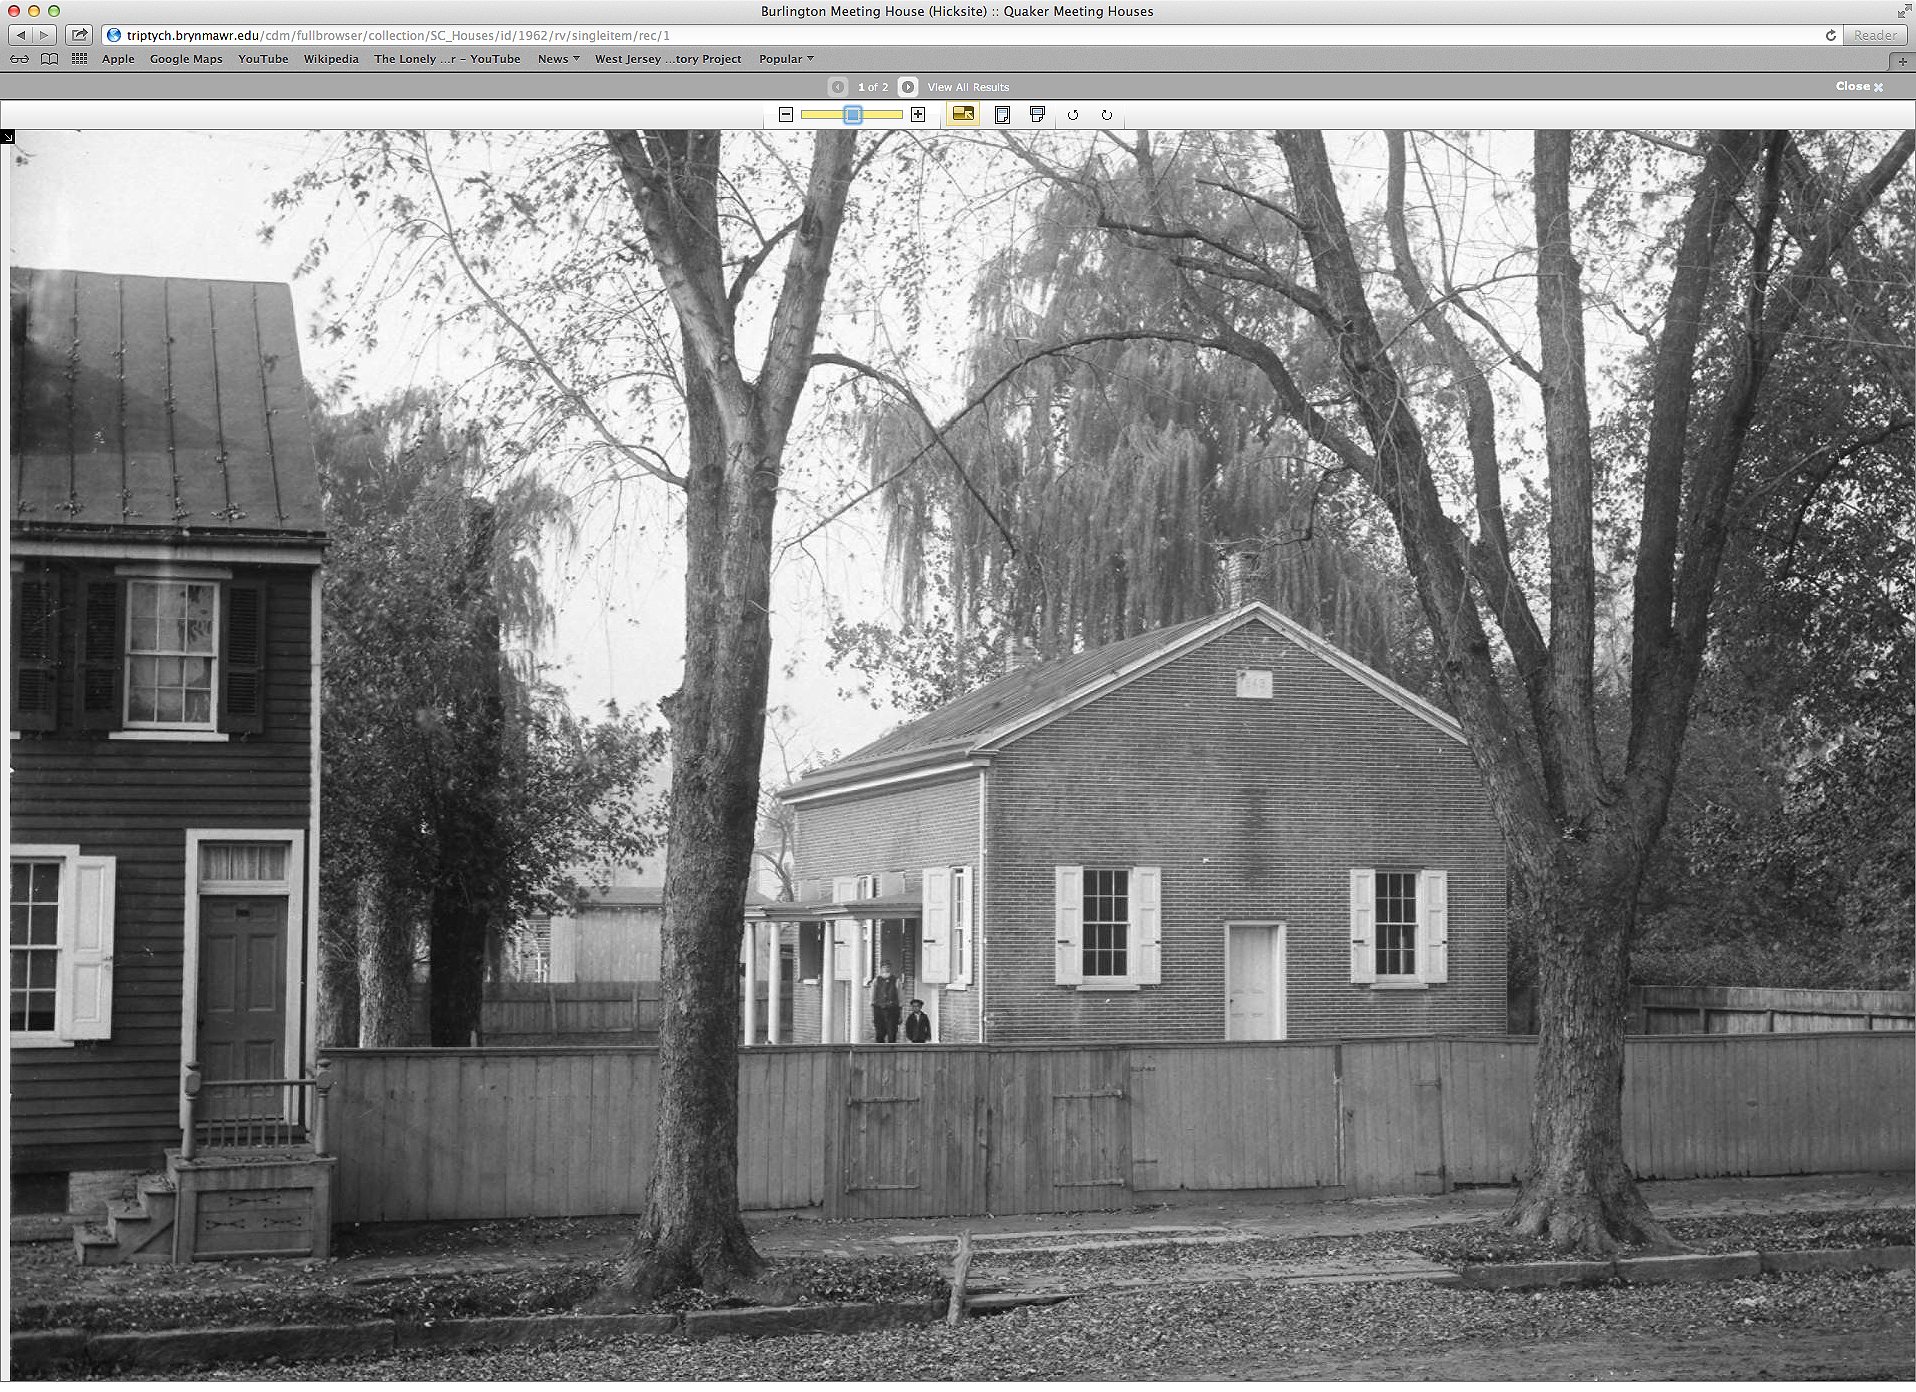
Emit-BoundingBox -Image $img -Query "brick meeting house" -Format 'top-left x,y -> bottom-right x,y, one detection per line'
743,600 -> 1508,1047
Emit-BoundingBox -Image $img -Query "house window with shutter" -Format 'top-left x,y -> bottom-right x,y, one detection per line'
126,580 -> 219,729
10,569 -> 62,732
919,865 -> 975,990
1054,864 -> 1162,989
9,846 -> 116,1047
56,569 -> 268,738
1349,867 -> 1448,987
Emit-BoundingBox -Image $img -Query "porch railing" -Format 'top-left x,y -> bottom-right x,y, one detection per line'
181,1059 -> 334,1161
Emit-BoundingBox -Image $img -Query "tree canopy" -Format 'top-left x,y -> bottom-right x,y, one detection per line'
315,389 -> 666,1047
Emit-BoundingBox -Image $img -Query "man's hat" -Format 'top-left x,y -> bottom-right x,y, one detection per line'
909,999 -> 923,1007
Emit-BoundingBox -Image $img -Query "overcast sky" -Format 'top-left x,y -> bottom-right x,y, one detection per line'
6,127 -> 915,772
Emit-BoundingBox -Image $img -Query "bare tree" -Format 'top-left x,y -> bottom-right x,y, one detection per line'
603,130 -> 859,1297
990,127 -> 1910,1251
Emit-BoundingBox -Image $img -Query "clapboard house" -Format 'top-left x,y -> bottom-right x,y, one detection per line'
746,602 -> 1507,1046
9,268 -> 329,1258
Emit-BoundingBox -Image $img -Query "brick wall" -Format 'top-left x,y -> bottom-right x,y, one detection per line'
786,771 -> 982,1043
983,623 -> 1507,1045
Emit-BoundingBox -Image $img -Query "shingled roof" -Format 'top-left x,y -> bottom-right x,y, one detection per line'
9,267 -> 323,540
784,602 -> 1465,800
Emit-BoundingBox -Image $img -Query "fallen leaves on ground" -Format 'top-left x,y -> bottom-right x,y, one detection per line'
159,1268 -> 1914,1382
12,1205 -> 1907,1339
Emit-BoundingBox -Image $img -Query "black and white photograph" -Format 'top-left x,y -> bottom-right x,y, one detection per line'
8,122 -> 1912,1380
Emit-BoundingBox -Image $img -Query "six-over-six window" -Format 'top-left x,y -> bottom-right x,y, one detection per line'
1351,867 -> 1449,986
8,847 -> 117,1046
126,579 -> 219,728
1054,865 -> 1161,988
10,859 -> 62,1032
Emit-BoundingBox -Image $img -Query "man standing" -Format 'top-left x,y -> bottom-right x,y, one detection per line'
904,998 -> 932,1043
870,960 -> 902,1042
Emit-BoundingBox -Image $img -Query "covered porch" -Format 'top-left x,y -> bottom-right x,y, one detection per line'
743,878 -> 926,1046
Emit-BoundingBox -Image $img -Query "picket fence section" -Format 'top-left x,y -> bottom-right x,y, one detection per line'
326,1032 -> 1913,1224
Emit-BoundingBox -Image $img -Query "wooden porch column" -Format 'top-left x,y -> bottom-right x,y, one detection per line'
742,921 -> 759,1048
856,918 -> 872,1042
766,925 -> 783,1045
820,922 -> 835,1044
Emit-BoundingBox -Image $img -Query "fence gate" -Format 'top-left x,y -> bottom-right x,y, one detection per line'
1341,1040 -> 1446,1196
988,1048 -> 1132,1214
834,1048 -> 989,1219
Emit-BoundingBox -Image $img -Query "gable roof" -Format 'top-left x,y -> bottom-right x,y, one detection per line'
10,267 -> 324,540
784,602 -> 1463,801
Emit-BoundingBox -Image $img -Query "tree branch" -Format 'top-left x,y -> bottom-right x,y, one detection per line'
421,137 -> 685,489
1384,132 -> 1546,702
1096,215 -> 1336,324
1532,129 -> 1604,814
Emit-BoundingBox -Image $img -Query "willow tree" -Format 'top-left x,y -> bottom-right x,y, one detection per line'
1005,128 -> 1910,1252
852,133 -> 1427,690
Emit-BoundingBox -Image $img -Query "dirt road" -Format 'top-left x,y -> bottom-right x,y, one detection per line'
1192,1317 -> 1914,1381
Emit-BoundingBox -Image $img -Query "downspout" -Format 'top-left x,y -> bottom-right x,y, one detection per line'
976,765 -> 988,1044
305,567 -> 322,1074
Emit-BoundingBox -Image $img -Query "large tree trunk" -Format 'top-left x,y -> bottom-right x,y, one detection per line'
316,879 -> 360,1049
621,370 -> 774,1299
605,128 -> 858,1300
356,874 -> 416,1047
1507,841 -> 1673,1252
427,890 -> 490,1047
427,498 -> 507,1048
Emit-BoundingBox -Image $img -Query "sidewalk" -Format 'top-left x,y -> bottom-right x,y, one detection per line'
11,1171 -> 1910,1377
322,1170 -> 1913,1284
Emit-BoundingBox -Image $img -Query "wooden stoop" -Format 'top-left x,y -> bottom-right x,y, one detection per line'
73,1173 -> 178,1266
72,1147 -> 336,1265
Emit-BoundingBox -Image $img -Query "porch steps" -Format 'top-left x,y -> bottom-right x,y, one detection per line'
74,1175 -> 178,1266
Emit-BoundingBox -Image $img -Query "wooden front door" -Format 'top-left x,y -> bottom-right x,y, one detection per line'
1226,923 -> 1286,1040
198,896 -> 288,1116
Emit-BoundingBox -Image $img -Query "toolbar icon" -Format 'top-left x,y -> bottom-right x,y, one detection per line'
1029,105 -> 1046,122
826,74 -> 848,97
949,102 -> 979,125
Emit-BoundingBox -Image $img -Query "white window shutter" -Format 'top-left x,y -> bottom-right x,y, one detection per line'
1054,865 -> 1084,986
63,856 -> 116,1040
919,866 -> 952,984
1422,869 -> 1449,984
1132,866 -> 1162,985
1349,868 -> 1376,985
831,876 -> 857,903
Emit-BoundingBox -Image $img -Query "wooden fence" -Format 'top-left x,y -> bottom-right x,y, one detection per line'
1631,985 -> 1915,1035
401,981 -> 795,1046
326,1032 -> 1914,1224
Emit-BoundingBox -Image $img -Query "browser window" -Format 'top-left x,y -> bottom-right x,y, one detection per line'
3,0 -> 1911,1298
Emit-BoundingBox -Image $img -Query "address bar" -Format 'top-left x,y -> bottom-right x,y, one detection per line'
103,24 -> 1843,46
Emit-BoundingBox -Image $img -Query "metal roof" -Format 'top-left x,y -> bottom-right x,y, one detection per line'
9,267 -> 324,540
784,602 -> 1465,799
